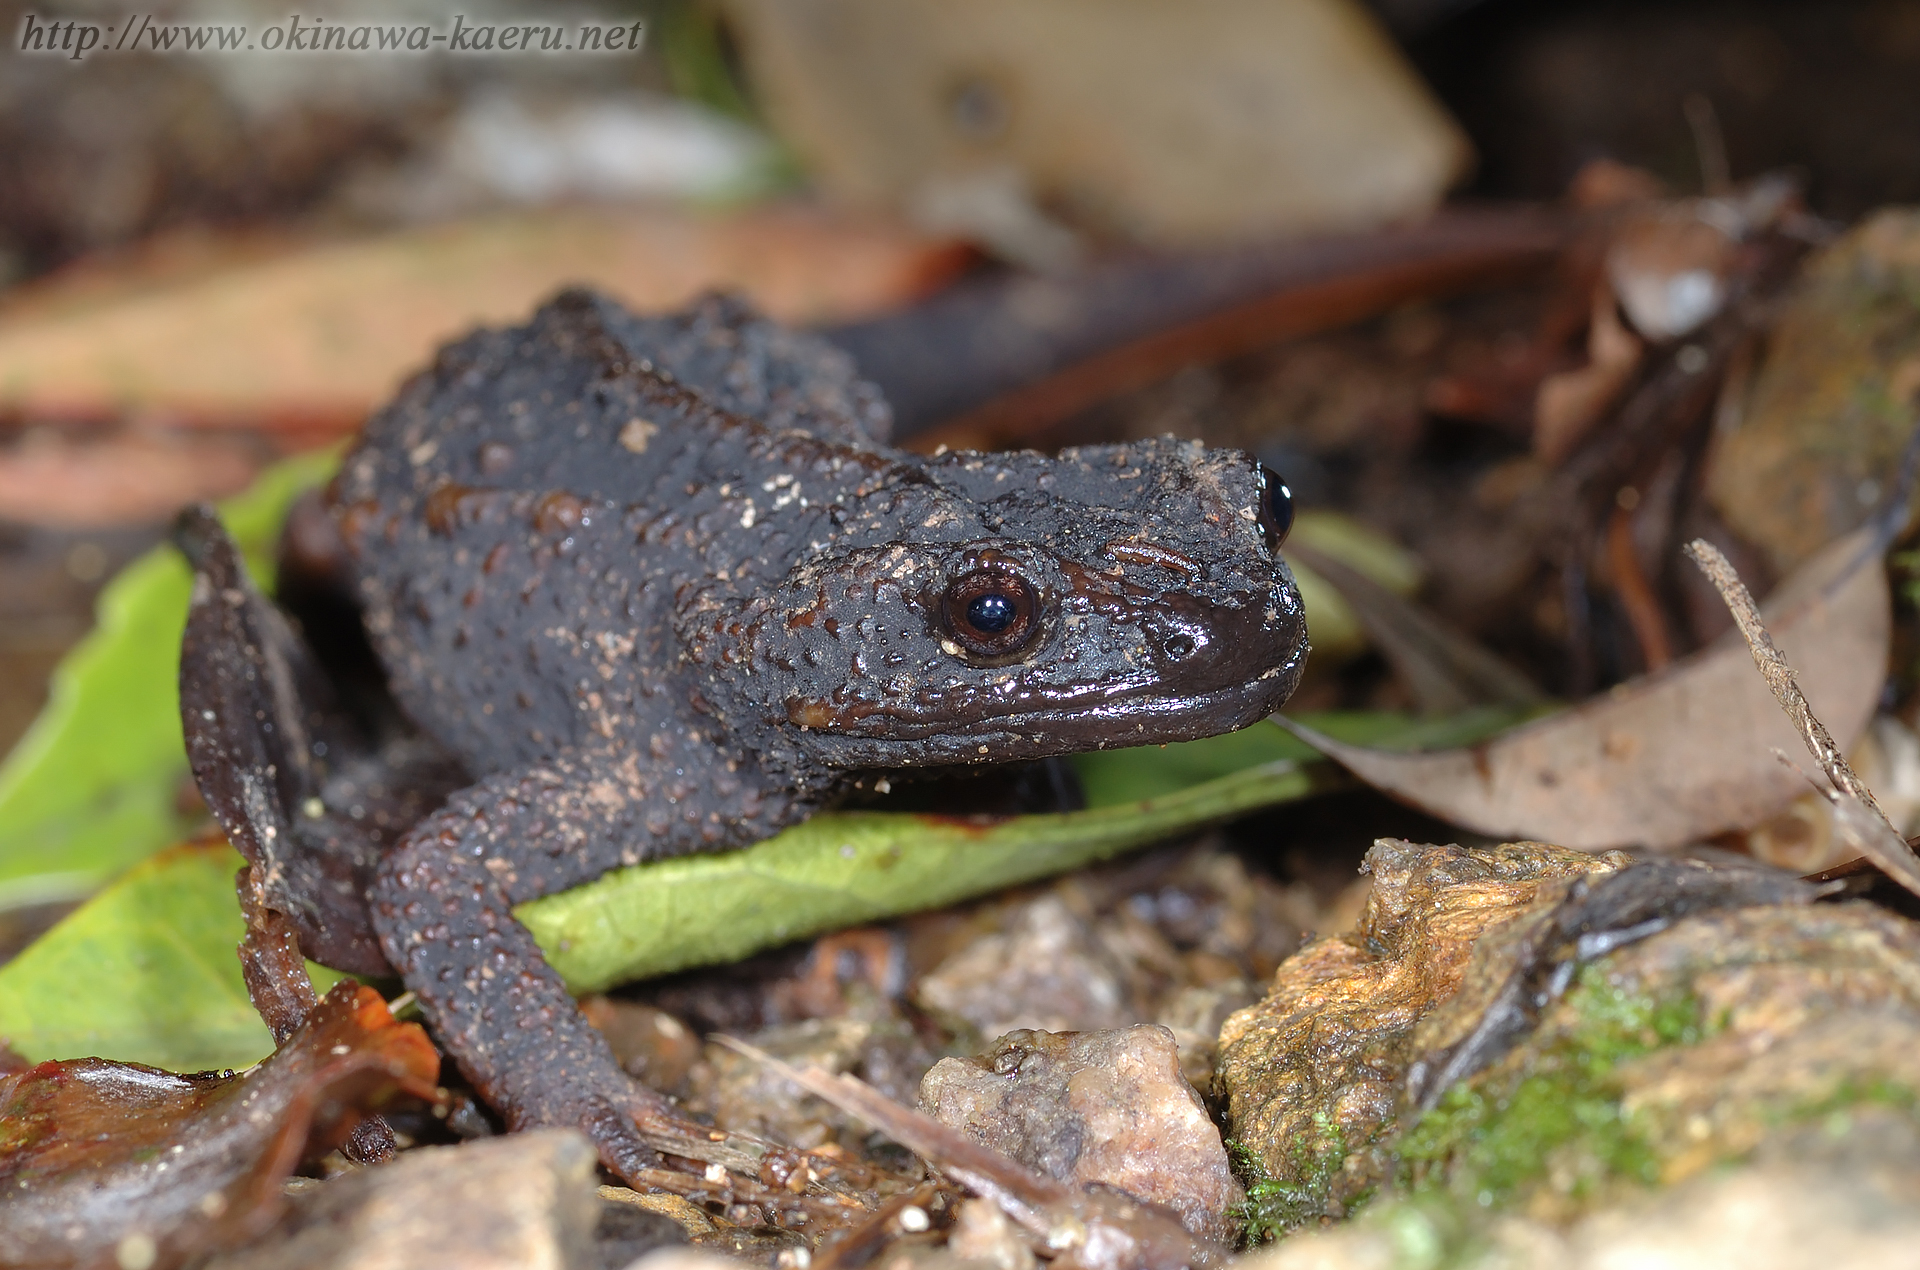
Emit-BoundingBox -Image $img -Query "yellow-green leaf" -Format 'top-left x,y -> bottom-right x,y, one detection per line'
0,450 -> 339,910
0,841 -> 341,1071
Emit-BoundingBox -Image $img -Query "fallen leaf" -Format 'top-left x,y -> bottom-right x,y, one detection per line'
0,709 -> 1541,1071
0,450 -> 337,912
1604,204 -> 1737,341
1533,282 -> 1642,466
0,207 -> 966,425
0,840 -> 341,1070
519,753 -> 1343,994
0,980 -> 437,1270
1278,526 -> 1890,850
1705,208 -> 1920,572
0,430 -> 267,531
1685,534 -> 1920,897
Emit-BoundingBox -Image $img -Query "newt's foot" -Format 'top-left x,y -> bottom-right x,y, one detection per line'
560,1078 -> 813,1207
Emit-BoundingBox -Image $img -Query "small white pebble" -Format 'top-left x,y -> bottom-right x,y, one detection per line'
115,1233 -> 157,1270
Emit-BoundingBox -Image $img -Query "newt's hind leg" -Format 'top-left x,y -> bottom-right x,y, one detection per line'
371,745 -> 810,1180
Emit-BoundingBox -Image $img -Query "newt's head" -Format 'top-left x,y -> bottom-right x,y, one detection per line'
687,437 -> 1307,768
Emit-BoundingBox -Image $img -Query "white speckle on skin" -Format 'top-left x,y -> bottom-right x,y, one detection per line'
618,418 -> 657,453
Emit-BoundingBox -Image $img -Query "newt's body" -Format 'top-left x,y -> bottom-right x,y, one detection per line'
182,291 -> 1307,1179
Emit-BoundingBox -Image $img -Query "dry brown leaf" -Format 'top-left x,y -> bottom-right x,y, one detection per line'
0,982 -> 438,1270
0,207 -> 967,426
1532,283 -> 1643,466
1279,526 -> 1889,850
0,430 -> 264,529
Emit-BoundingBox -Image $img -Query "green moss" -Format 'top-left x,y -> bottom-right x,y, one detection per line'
1780,1075 -> 1920,1132
1397,967 -> 1702,1209
1231,1110 -> 1371,1243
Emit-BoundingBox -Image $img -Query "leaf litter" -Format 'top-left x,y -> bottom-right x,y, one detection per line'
0,980 -> 437,1270
4,163 -> 1920,1270
1279,521 -> 1892,850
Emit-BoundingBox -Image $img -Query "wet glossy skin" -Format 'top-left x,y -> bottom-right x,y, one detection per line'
328,290 -> 1307,1175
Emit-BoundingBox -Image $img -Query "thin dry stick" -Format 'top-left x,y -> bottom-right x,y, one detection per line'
1685,537 -> 1920,895
1684,539 -> 1887,816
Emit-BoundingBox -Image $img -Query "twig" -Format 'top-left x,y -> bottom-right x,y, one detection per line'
712,1036 -> 1224,1269
1684,539 -> 1884,814
1685,538 -> 1920,896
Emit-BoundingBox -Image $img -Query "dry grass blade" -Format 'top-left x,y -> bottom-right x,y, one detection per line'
1685,537 -> 1920,896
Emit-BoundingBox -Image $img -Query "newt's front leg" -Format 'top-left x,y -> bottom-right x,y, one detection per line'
372,744 -> 810,1179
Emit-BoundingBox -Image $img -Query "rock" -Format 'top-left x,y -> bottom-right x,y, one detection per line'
919,1025 -> 1241,1243
202,1129 -> 612,1270
1399,899 -> 1920,1223
1706,207 -> 1920,573
580,996 -> 704,1094
1242,1133 -> 1920,1270
1156,980 -> 1260,1092
1221,838 -> 1920,1255
915,895 -> 1135,1038
946,1199 -> 1037,1270
587,1199 -> 689,1270
625,1249 -> 769,1270
1216,839 -> 1629,1231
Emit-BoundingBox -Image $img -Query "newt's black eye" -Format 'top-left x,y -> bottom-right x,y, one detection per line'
1257,465 -> 1294,552
967,593 -> 1017,633
943,570 -> 1041,658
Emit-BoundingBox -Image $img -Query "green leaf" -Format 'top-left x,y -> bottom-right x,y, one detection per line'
0,841 -> 341,1071
0,450 -> 340,911
522,748 -> 1341,993
519,709 -> 1539,994
0,705 -> 1529,1068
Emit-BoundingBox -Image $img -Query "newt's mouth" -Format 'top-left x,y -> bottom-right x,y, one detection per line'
785,636 -> 1308,766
